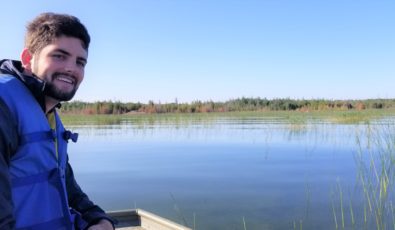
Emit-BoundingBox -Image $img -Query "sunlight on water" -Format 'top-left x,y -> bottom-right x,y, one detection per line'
67,115 -> 395,230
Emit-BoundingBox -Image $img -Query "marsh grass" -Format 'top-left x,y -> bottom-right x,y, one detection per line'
193,213 -> 196,230
242,216 -> 247,230
60,109 -> 393,127
357,124 -> 395,229
170,193 -> 189,227
330,123 -> 395,229
293,181 -> 312,230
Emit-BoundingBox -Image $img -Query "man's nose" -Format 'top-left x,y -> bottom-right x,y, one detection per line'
64,60 -> 77,74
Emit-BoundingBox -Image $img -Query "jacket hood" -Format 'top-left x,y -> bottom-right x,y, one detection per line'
0,59 -> 47,111
0,59 -> 46,92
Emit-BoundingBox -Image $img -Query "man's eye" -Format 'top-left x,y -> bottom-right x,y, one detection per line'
53,54 -> 65,60
77,61 -> 86,68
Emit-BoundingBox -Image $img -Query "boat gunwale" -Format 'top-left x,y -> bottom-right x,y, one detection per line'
107,209 -> 192,230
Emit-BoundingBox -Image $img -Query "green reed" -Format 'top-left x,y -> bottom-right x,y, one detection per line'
353,123 -> 395,229
60,109 -> 393,126
242,216 -> 247,230
170,192 -> 189,227
337,179 -> 345,229
325,120 -> 395,230
193,212 -> 196,230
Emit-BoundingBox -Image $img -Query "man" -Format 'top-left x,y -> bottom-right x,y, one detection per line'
0,13 -> 115,229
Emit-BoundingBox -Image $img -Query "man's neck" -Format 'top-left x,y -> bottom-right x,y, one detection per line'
45,96 -> 59,114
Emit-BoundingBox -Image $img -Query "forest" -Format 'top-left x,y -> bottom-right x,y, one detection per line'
59,98 -> 395,115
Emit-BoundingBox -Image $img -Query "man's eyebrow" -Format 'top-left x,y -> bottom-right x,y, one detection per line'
54,48 -> 87,63
54,48 -> 71,56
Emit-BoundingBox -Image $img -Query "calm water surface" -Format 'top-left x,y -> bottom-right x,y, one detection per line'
67,115 -> 395,230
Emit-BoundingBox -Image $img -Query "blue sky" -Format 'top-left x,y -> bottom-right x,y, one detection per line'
0,0 -> 394,103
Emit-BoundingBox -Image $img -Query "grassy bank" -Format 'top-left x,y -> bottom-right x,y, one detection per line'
59,109 -> 395,126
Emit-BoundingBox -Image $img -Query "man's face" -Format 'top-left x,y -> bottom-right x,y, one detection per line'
29,36 -> 88,101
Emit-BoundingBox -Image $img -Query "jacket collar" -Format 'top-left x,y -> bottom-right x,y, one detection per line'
0,59 -> 60,112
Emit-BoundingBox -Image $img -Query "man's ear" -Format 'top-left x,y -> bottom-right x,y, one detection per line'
21,48 -> 33,74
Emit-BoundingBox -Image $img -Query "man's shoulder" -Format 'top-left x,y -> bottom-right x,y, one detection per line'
0,74 -> 29,103
0,73 -> 24,89
0,73 -> 17,81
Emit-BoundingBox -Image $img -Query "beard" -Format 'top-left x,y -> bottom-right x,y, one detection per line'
43,72 -> 78,101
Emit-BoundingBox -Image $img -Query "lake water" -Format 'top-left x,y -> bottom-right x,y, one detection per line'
67,114 -> 395,230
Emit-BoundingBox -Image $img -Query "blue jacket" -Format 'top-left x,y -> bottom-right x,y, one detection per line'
0,60 -> 114,229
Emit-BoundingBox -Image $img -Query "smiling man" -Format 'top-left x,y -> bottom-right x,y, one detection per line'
0,13 -> 114,230
22,36 -> 87,111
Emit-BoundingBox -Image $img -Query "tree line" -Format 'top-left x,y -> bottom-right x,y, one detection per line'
59,98 -> 395,115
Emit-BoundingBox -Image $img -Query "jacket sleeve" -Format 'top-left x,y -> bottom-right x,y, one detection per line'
0,98 -> 18,230
65,160 -> 116,229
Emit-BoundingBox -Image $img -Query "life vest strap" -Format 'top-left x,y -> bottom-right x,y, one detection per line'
11,168 -> 57,187
20,130 -> 56,145
16,216 -> 68,230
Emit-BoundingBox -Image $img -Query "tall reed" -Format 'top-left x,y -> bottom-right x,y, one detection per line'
353,123 -> 395,229
330,122 -> 395,229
